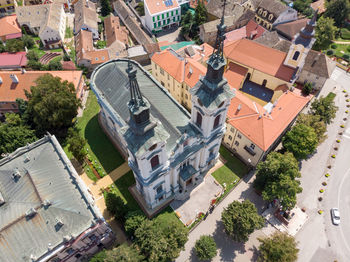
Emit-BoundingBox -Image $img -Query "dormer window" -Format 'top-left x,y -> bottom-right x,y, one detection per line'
268,14 -> 274,21
150,155 -> 159,170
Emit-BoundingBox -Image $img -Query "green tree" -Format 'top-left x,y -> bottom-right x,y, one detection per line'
24,74 -> 81,137
292,0 -> 313,17
258,232 -> 299,262
296,113 -> 327,143
0,113 -> 37,157
48,58 -> 62,70
27,59 -> 43,70
21,34 -> 35,49
100,0 -> 112,17
89,249 -> 106,262
180,11 -> 194,37
136,1 -> 145,16
162,220 -> 189,259
66,128 -> 87,163
315,16 -> 337,49
282,124 -> 318,160
195,235 -> 217,261
254,152 -> 300,192
325,0 -> 350,27
104,192 -> 127,222
125,210 -> 146,237
310,96 -> 338,124
221,200 -> 264,242
194,0 -> 208,27
302,82 -> 313,95
5,39 -> 24,52
105,244 -> 144,262
26,50 -> 40,61
96,40 -> 107,49
0,41 -> 5,53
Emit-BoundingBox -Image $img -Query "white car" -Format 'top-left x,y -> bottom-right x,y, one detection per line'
331,208 -> 340,225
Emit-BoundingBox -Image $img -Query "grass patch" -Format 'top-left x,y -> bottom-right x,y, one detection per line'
326,92 -> 336,101
65,26 -> 73,38
212,146 -> 248,193
50,55 -> 62,63
323,44 -> 350,58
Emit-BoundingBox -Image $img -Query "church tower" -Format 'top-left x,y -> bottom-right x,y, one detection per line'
189,0 -> 235,170
284,11 -> 317,80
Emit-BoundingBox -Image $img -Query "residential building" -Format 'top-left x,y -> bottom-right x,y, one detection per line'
0,70 -> 85,114
297,50 -> 336,90
0,14 -> 22,41
143,0 -> 181,34
90,17 -> 234,215
199,5 -> 255,46
0,52 -> 27,70
222,89 -> 310,166
224,19 -> 265,44
75,30 -> 109,70
16,3 -> 66,49
74,0 -> 99,39
0,0 -> 16,17
254,30 -> 292,53
275,18 -> 309,41
104,14 -> 128,59
23,0 -> 42,5
0,134 -> 115,262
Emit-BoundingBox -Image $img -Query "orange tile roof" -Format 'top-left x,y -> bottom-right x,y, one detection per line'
0,71 -> 83,102
104,15 -> 128,47
224,62 -> 247,90
145,0 -> 179,15
224,39 -> 295,82
227,90 -> 311,151
151,49 -> 185,83
184,59 -> 206,88
0,15 -> 21,39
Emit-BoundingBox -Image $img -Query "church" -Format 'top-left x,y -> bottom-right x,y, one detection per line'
91,15 -> 234,213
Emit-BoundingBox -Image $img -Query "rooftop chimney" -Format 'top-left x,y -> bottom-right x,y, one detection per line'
10,74 -> 18,84
237,104 -> 242,111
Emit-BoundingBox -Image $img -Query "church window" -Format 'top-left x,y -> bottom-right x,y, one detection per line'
213,114 -> 221,129
262,79 -> 267,87
150,155 -> 160,170
218,101 -> 224,108
246,73 -> 251,81
156,184 -> 163,194
292,51 -> 300,61
149,144 -> 157,151
196,112 -> 202,128
197,98 -> 203,106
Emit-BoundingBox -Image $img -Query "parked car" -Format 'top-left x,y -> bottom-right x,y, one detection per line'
331,208 -> 340,225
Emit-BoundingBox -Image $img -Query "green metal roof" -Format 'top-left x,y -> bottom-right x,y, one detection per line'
160,41 -> 195,51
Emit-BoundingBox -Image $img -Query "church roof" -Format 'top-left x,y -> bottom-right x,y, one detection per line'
91,59 -> 199,155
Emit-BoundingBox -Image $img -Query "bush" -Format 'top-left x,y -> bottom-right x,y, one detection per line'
124,210 -> 146,237
302,82 -> 313,95
331,44 -> 337,49
195,235 -> 217,261
104,192 -> 127,222
347,46 -> 350,52
343,53 -> 350,61
319,189 -> 324,193
26,50 -> 39,61
322,182 -> 327,186
341,28 -> 350,40
326,49 -> 334,55
325,173 -> 330,177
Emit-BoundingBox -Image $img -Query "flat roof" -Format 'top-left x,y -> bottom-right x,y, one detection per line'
145,0 -> 179,15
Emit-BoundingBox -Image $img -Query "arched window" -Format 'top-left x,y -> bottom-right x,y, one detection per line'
262,79 -> 267,87
213,115 -> 221,129
150,155 -> 159,170
246,72 -> 251,81
196,112 -> 202,128
292,51 -> 300,61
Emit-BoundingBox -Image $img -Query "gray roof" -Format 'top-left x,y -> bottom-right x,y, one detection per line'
74,0 -> 98,33
91,59 -> 199,154
206,0 -> 242,19
254,30 -> 291,52
0,135 -> 100,262
302,50 -> 336,78
201,8 -> 245,33
257,0 -> 288,16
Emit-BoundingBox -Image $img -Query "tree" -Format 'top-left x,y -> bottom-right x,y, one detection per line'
96,40 -> 106,49
221,200 -> 264,242
302,82 -> 313,95
5,39 -> 24,52
100,0 -> 112,17
0,41 -> 5,53
258,232 -> 299,262
296,113 -> 327,143
292,0 -> 313,17
194,0 -> 208,27
135,1 -> 145,16
315,16 -> 337,49
282,123 -> 318,160
66,128 -> 87,163
24,74 -> 81,137
89,249 -> 106,262
104,192 -> 127,222
125,210 -> 146,237
21,34 -> 35,49
310,96 -> 338,124
254,152 -> 300,192
325,0 -> 350,27
48,58 -> 62,70
105,244 -> 144,262
0,113 -> 37,157
180,11 -> 194,38
27,59 -> 43,70
195,235 -> 217,261
26,50 -> 39,61
162,220 -> 189,259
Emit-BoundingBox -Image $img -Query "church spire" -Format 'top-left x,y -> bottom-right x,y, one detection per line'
126,60 -> 145,108
204,0 -> 227,85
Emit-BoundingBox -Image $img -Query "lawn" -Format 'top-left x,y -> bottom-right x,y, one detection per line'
325,43 -> 350,59
65,91 -> 125,180
212,146 -> 248,193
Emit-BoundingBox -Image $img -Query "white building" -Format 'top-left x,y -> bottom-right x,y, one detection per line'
144,0 -> 181,34
91,18 -> 234,215
16,3 -> 66,49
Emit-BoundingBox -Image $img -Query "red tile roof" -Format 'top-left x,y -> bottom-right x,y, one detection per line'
152,49 -> 185,83
227,90 -> 311,151
224,62 -> 248,90
225,20 -> 266,44
0,52 -> 27,68
224,39 -> 295,82
104,15 -> 128,47
0,71 -> 83,102
184,59 -> 206,88
0,15 -> 22,40
145,0 -> 179,15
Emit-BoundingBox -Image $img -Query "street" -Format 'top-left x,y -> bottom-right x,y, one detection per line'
296,67 -> 350,262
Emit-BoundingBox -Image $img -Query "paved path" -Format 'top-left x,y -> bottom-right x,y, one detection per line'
79,162 -> 131,244
176,171 -> 275,262
333,40 -> 350,44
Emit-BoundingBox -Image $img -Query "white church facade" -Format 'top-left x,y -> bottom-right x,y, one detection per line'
91,16 -> 234,213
